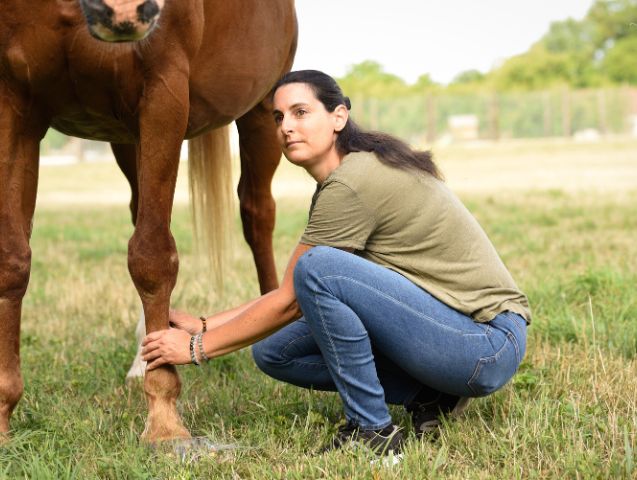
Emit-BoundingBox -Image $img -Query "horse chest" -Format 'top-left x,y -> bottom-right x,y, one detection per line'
3,27 -> 65,90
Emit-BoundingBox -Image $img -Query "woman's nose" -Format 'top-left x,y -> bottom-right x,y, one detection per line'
280,116 -> 293,134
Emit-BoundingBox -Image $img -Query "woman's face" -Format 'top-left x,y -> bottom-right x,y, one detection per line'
272,83 -> 347,169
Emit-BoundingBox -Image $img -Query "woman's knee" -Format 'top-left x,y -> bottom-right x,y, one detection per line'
251,339 -> 282,374
293,246 -> 344,293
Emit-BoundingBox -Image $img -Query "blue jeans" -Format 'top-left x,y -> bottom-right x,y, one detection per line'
252,246 -> 527,430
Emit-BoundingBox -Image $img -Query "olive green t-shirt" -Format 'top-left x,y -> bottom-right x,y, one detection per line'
300,151 -> 531,324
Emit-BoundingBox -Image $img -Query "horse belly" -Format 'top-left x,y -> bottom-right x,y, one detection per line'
50,113 -> 137,143
185,0 -> 297,134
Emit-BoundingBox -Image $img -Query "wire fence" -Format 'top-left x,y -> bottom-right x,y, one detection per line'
349,87 -> 637,145
42,87 -> 637,162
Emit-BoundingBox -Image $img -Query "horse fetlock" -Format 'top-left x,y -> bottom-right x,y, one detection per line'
142,366 -> 190,442
0,374 -> 24,432
144,365 -> 181,398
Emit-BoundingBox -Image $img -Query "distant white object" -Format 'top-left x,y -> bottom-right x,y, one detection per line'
573,128 -> 601,142
126,309 -> 147,381
448,115 -> 479,141
40,154 -> 77,166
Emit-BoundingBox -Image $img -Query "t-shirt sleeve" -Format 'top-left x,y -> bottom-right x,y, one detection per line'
300,181 -> 376,250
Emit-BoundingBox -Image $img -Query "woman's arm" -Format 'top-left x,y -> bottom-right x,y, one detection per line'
141,243 -> 313,369
168,297 -> 262,335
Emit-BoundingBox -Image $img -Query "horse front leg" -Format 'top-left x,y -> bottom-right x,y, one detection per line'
236,100 -> 283,294
0,88 -> 44,437
129,74 -> 190,442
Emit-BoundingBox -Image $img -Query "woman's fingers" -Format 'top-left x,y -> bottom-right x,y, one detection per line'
140,328 -> 192,366
168,308 -> 200,335
141,342 -> 161,360
146,357 -> 166,371
142,331 -> 163,346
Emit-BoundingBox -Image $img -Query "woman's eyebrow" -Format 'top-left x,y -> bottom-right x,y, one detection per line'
272,103 -> 310,118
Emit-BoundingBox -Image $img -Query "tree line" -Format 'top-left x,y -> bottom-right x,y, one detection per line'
338,0 -> 637,96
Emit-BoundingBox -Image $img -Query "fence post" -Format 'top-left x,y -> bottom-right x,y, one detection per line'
426,95 -> 437,143
370,97 -> 379,130
597,89 -> 608,136
561,89 -> 571,137
543,91 -> 553,137
488,92 -> 500,140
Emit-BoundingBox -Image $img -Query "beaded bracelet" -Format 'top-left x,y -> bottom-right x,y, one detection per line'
196,332 -> 210,363
190,335 -> 200,366
199,316 -> 207,333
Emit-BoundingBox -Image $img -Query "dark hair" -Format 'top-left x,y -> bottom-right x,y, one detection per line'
273,70 -> 442,180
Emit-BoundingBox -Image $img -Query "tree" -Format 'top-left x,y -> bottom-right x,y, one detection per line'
603,34 -> 637,83
337,61 -> 409,98
450,70 -> 486,86
587,0 -> 637,49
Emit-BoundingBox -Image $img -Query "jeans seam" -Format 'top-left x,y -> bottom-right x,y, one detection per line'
467,360 -> 485,395
467,334 -> 517,395
311,276 -> 358,424
507,331 -> 521,364
280,333 -> 317,361
505,311 -> 527,336
319,274 -> 469,335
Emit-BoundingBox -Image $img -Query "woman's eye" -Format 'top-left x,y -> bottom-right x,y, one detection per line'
274,114 -> 283,125
296,109 -> 307,117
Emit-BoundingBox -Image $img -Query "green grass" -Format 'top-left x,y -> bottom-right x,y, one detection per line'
1,154 -> 636,478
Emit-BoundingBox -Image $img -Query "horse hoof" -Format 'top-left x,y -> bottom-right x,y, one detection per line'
153,436 -> 242,462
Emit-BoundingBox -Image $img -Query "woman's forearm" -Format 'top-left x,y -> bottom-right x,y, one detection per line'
201,289 -> 301,358
201,297 -> 262,330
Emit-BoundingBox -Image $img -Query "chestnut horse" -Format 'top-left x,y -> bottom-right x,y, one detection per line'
0,0 -> 297,442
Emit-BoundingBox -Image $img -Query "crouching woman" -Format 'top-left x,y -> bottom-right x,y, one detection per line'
141,70 -> 530,455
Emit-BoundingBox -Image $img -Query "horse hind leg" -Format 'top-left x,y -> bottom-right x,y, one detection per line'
111,143 -> 146,381
111,143 -> 139,225
235,99 -> 282,294
125,310 -> 147,382
0,89 -> 44,438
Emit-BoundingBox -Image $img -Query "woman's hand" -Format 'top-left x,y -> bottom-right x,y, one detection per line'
142,328 -> 192,370
169,308 -> 202,335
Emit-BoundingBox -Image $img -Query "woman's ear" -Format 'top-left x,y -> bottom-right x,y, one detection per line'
332,105 -> 349,133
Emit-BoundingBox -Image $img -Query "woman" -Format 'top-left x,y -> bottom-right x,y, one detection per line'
142,70 -> 530,454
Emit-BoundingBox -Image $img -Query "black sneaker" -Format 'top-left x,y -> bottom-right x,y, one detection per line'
406,391 -> 471,437
323,420 -> 404,455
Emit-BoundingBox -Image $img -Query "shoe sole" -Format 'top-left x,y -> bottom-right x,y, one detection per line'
416,397 -> 472,435
451,397 -> 472,417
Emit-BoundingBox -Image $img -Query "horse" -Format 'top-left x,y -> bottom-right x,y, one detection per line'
0,0 -> 297,443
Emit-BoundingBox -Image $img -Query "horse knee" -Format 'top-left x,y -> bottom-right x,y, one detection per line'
127,231 -> 178,296
0,246 -> 31,300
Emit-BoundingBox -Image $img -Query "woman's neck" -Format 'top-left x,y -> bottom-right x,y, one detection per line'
306,150 -> 345,184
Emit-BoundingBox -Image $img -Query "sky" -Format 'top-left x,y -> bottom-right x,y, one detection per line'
292,0 -> 594,85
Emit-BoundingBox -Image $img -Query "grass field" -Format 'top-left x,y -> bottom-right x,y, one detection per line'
1,139 -> 636,478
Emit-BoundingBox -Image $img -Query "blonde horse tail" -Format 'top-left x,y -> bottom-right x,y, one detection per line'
188,126 -> 234,289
